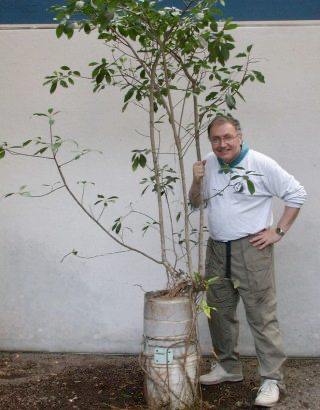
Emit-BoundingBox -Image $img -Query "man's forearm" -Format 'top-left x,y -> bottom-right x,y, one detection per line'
277,206 -> 301,233
189,180 -> 202,208
250,206 -> 301,249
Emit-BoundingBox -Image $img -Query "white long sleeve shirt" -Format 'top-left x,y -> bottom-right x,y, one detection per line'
203,149 -> 307,242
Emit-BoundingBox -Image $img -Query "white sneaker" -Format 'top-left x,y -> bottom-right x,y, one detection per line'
199,363 -> 243,385
254,379 -> 280,407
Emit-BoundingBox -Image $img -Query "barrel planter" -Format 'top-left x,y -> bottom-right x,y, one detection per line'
142,291 -> 200,409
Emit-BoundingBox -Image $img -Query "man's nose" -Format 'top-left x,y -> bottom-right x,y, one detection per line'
220,139 -> 227,148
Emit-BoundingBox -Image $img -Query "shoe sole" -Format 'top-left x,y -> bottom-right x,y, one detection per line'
200,376 -> 244,385
254,402 -> 277,408
254,400 -> 278,408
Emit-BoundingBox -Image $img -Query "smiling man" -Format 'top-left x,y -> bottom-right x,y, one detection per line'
189,115 -> 307,407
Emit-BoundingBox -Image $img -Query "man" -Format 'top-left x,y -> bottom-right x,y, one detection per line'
189,115 -> 306,407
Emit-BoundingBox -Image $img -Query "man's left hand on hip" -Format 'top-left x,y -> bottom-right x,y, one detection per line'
249,228 -> 282,250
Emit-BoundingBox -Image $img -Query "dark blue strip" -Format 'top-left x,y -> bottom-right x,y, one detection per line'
0,0 -> 319,24
164,0 -> 320,21
226,241 -> 231,279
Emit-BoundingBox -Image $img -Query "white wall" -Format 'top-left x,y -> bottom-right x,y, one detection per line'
0,22 -> 319,355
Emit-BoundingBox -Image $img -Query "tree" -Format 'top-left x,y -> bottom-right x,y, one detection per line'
0,1 -> 264,407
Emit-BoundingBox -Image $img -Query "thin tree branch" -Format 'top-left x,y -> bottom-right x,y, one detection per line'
48,120 -> 163,266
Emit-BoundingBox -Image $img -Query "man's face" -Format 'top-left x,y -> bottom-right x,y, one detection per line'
209,121 -> 242,164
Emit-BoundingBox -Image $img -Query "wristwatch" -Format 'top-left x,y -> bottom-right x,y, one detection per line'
275,227 -> 286,237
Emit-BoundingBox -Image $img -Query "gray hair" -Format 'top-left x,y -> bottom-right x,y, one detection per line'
207,115 -> 242,138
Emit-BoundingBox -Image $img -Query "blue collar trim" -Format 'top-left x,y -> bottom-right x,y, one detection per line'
217,142 -> 249,168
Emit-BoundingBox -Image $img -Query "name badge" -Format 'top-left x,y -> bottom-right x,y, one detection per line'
234,182 -> 244,193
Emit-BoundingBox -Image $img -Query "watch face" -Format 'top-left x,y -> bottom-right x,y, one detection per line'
276,227 -> 285,236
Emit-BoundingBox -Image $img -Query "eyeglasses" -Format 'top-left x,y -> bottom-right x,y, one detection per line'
210,135 -> 238,145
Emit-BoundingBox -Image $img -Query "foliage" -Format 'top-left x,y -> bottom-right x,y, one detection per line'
1,0 -> 264,300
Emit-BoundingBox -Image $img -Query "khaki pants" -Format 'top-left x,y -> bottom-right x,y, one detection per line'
205,236 -> 286,384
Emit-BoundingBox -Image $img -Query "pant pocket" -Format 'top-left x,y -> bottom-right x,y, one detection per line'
207,279 -> 236,307
205,238 -> 225,279
243,244 -> 274,292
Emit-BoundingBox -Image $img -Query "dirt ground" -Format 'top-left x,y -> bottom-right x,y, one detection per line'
0,353 -> 319,409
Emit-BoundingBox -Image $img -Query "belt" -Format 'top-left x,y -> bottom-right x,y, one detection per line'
212,229 -> 266,279
210,237 -> 234,279
211,235 -> 249,279
226,241 -> 231,279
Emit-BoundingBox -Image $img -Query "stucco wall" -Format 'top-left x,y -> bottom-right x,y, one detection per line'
0,22 -> 319,355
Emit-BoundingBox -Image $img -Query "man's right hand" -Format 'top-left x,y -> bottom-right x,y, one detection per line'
193,160 -> 206,184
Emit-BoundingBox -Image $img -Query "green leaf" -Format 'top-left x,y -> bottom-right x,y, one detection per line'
220,164 -> 231,174
118,26 -> 127,37
176,212 -> 181,222
52,141 -> 62,153
225,93 -> 236,109
141,186 -> 149,196
132,157 -> 139,171
139,154 -> 146,168
33,113 -> 48,117
124,87 -> 135,103
246,179 -> 255,195
205,91 -> 218,101
0,148 -> 5,159
60,80 -> 68,88
56,25 -> 64,38
224,22 -> 238,30
4,193 -> 14,197
105,71 -> 111,84
247,44 -> 253,53
20,191 -> 32,197
61,66 -> 70,70
64,26 -> 74,39
91,66 -> 101,78
200,299 -> 214,319
34,147 -> 48,155
140,69 -> 146,79
96,71 -> 105,84
253,70 -> 265,83
50,82 -> 57,94
84,23 -> 91,34
232,279 -> 240,289
206,276 -> 219,286
193,271 -> 201,285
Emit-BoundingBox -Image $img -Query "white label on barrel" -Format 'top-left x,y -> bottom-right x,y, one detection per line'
154,347 -> 173,364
